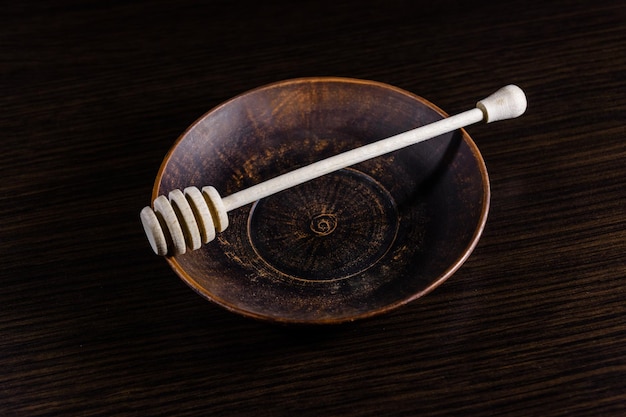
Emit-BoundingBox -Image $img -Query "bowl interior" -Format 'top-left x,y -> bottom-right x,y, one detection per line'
155,77 -> 489,324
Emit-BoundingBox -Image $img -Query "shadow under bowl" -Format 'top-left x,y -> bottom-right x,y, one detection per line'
153,77 -> 490,324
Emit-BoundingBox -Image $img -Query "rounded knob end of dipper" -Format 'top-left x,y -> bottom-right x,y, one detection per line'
476,84 -> 527,123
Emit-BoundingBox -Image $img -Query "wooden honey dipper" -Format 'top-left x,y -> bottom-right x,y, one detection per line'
141,85 -> 527,256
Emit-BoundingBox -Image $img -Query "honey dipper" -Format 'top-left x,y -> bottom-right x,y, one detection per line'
141,85 -> 527,256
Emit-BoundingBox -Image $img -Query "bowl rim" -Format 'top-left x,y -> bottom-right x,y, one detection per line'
153,76 -> 490,324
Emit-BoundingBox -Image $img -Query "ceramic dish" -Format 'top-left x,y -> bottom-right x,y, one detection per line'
152,77 -> 489,324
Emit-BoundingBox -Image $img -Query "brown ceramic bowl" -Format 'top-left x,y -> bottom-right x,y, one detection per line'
153,77 -> 489,324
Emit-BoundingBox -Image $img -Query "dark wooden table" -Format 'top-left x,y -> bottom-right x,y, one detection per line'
3,1 -> 625,415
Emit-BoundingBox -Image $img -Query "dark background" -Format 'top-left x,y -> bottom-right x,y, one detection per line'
2,1 -> 625,415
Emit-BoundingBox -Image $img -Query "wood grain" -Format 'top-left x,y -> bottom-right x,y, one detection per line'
2,0 -> 625,416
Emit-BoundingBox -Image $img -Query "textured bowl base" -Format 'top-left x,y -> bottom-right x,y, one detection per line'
248,169 -> 399,282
